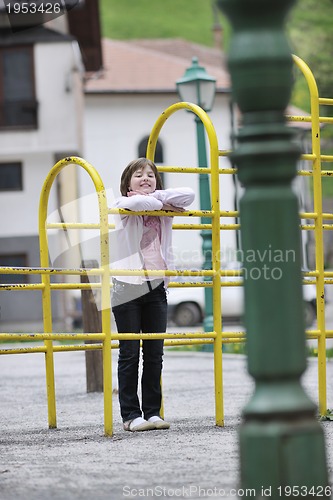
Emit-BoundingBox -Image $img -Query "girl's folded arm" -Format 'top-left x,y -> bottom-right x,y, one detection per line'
114,195 -> 163,212
150,188 -> 195,208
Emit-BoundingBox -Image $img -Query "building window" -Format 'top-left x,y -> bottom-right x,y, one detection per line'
0,46 -> 38,129
138,136 -> 164,163
0,162 -> 23,191
138,136 -> 165,185
0,254 -> 27,284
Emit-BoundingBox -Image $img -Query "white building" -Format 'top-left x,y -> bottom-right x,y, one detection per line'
0,2 -> 311,328
0,8 -> 84,325
0,1 -> 234,327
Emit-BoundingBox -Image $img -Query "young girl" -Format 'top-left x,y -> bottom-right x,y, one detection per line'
111,158 -> 194,432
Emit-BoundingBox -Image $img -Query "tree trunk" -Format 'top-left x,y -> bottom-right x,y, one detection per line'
81,260 -> 103,392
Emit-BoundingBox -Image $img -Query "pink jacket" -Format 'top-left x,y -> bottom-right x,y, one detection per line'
110,188 -> 195,285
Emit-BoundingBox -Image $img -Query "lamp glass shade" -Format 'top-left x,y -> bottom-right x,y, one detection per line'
176,57 -> 216,112
176,81 -> 198,106
198,80 -> 216,111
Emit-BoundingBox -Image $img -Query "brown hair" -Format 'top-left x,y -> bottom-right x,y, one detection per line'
119,158 -> 163,196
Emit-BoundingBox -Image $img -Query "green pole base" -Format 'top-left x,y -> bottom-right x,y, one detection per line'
201,315 -> 214,352
203,314 -> 214,332
240,419 -> 329,499
201,315 -> 227,353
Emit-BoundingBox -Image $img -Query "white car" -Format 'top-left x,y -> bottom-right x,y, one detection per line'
167,263 -> 318,328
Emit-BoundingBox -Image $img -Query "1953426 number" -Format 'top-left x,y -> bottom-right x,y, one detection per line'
5,2 -> 62,14
277,485 -> 332,497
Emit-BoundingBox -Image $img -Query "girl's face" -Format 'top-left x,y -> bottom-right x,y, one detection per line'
129,165 -> 157,194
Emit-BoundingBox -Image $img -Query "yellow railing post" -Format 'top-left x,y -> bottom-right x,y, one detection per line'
38,157 -> 113,435
39,172 -> 57,429
293,55 -> 327,416
98,188 -> 113,437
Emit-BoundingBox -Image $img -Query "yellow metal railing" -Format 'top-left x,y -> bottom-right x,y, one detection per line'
0,56 -> 332,434
39,157 -> 113,435
291,54 -> 331,417
210,55 -> 333,417
0,156 -> 114,435
147,101 -> 223,425
0,103 -> 224,434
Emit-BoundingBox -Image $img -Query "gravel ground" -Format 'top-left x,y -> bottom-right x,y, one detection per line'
0,347 -> 333,500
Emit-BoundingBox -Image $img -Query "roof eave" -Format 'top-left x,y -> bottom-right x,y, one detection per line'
84,87 -> 231,95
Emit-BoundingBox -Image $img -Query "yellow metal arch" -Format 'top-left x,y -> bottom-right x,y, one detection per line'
39,156 -> 112,435
146,102 -> 224,426
291,55 -> 329,416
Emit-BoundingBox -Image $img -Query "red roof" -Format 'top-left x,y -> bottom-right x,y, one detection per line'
84,38 -> 230,93
84,37 -> 311,130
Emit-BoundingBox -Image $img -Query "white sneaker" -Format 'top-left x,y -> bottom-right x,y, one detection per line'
147,416 -> 170,429
123,417 -> 155,432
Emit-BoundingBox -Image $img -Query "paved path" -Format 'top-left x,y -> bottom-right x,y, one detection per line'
0,348 -> 332,499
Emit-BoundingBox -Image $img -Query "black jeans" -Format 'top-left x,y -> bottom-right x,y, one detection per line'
112,280 -> 167,422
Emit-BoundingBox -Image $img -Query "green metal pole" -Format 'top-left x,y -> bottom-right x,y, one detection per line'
217,0 -> 329,496
195,116 -> 213,333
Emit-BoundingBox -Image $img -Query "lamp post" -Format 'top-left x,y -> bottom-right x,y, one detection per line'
176,57 -> 216,332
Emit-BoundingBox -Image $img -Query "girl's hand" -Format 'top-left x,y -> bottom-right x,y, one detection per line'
162,203 -> 185,213
127,190 -> 149,197
126,191 -> 185,213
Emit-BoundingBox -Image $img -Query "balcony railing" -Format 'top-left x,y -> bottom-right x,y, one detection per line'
0,99 -> 38,129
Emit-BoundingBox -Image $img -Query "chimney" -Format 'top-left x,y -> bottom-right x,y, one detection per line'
212,0 -> 223,50
212,22 -> 223,50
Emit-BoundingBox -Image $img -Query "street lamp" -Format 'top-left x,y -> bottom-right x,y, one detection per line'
176,57 -> 216,333
176,57 -> 216,112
